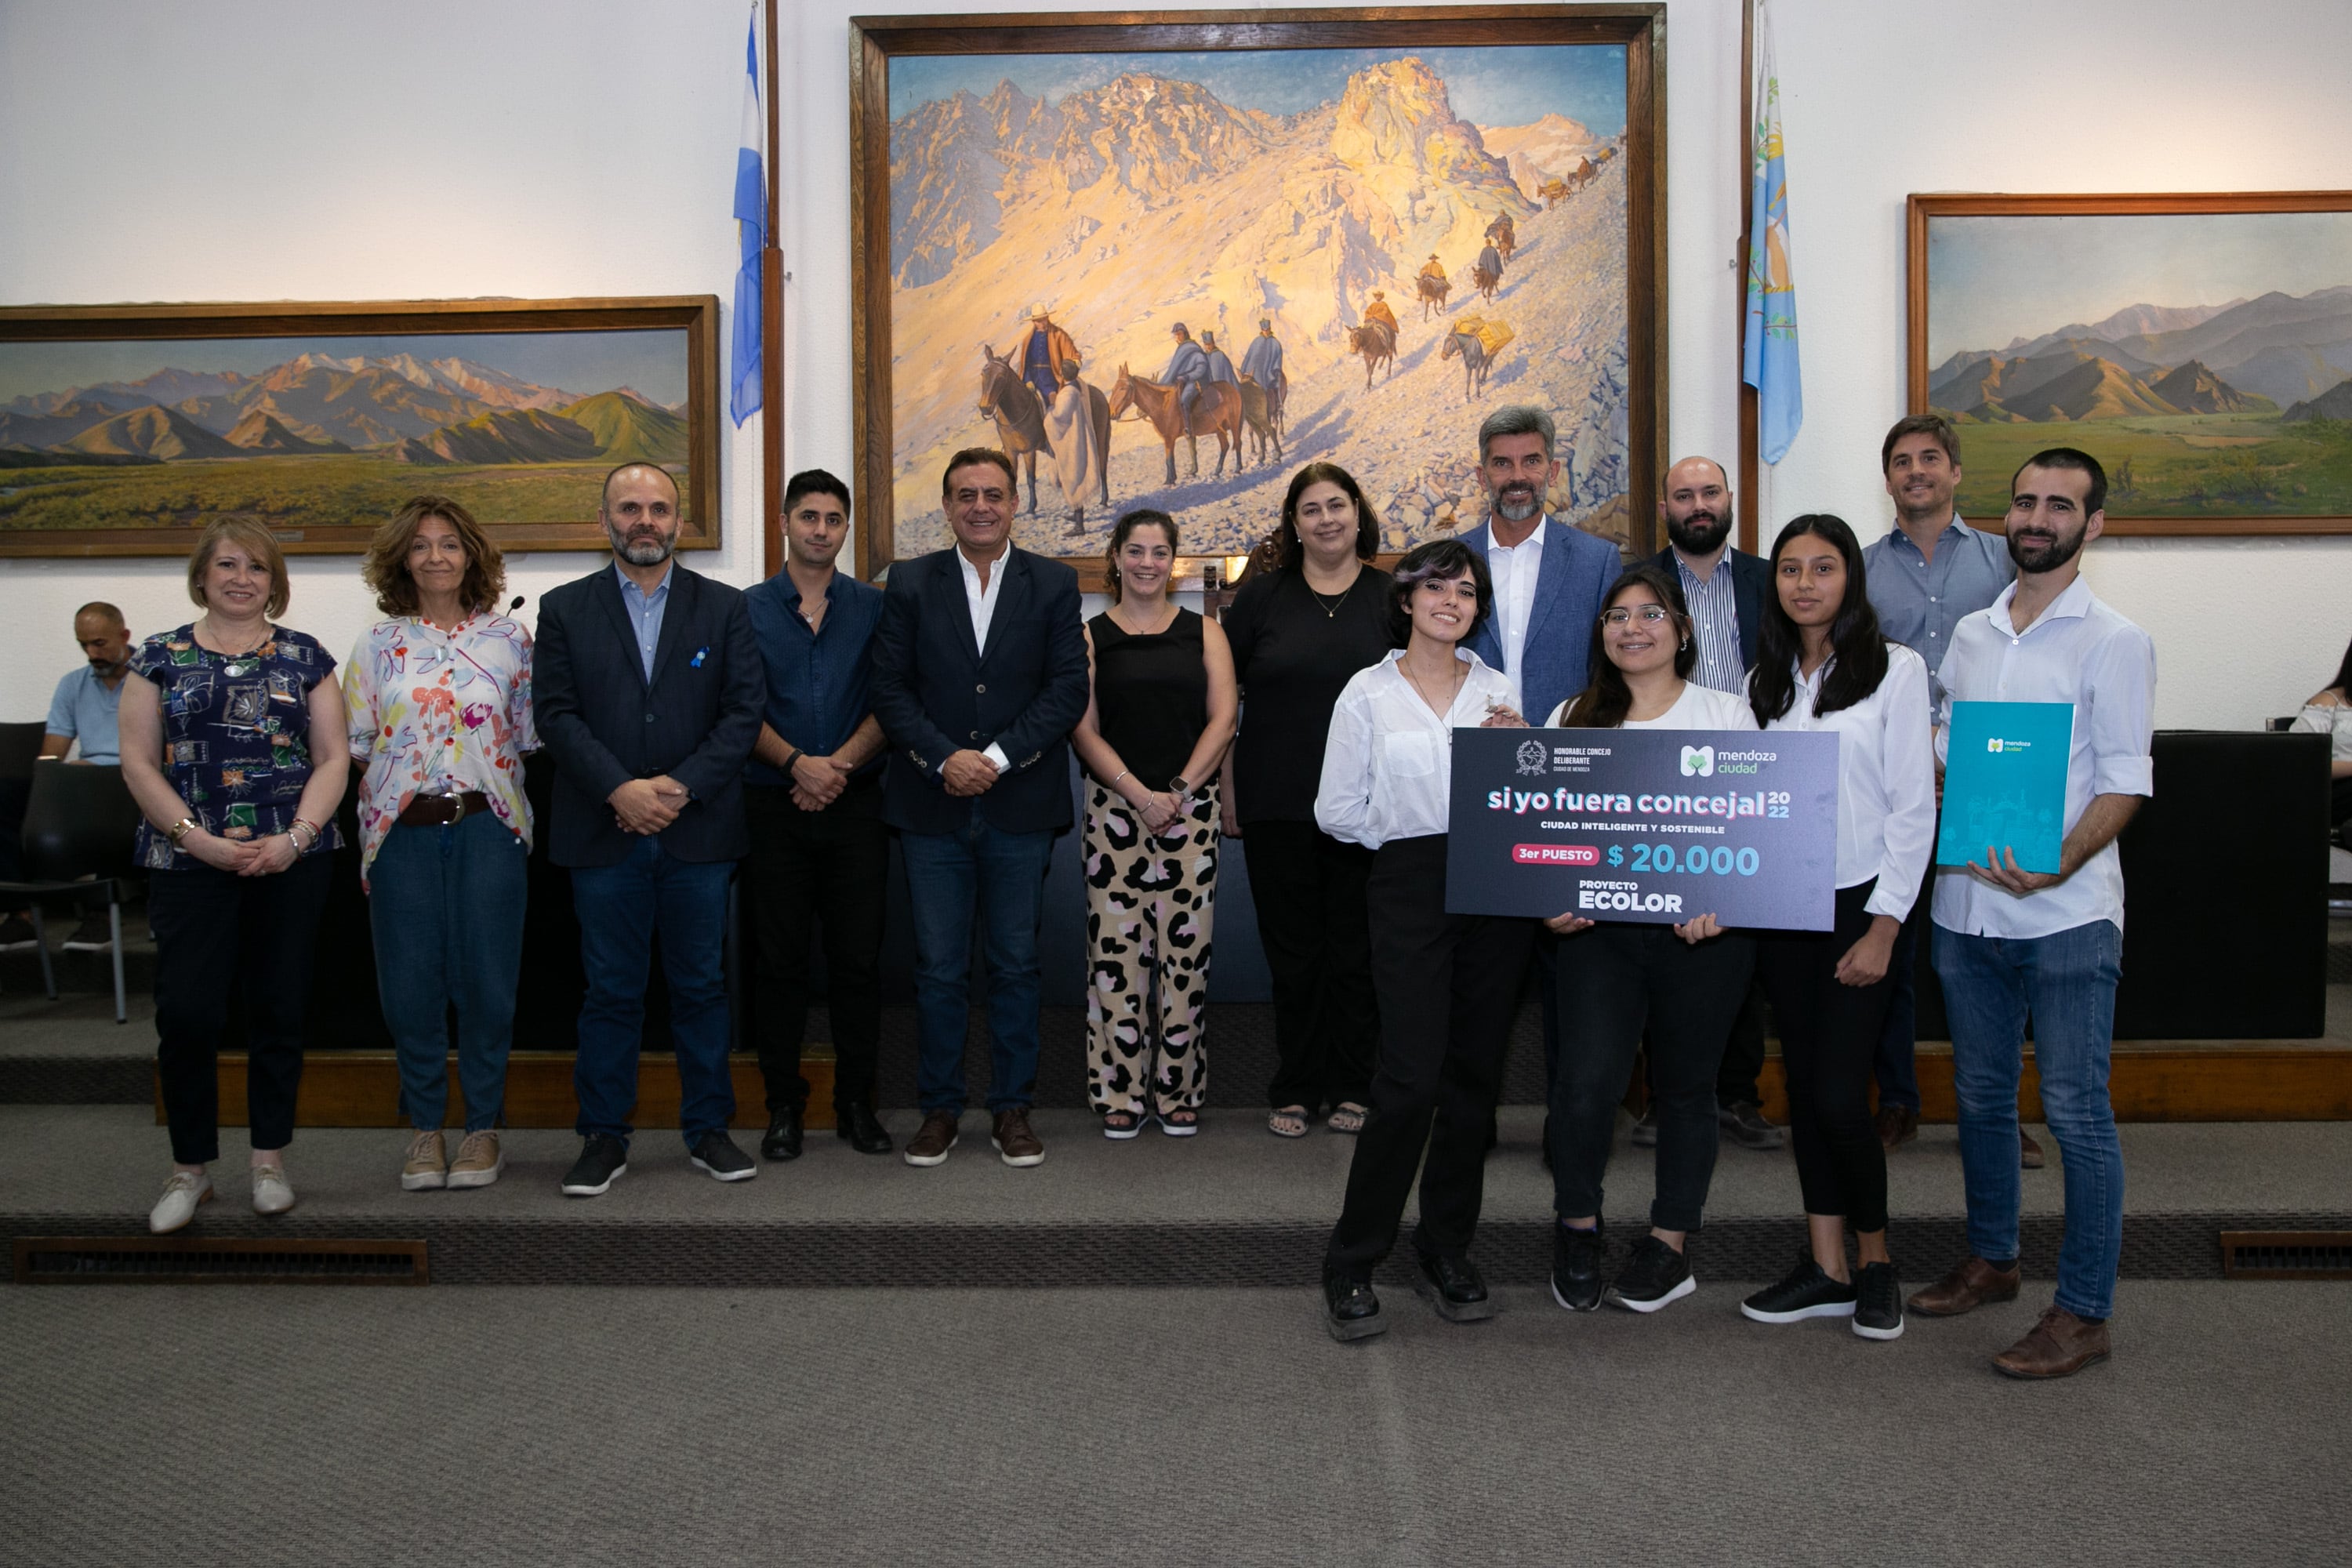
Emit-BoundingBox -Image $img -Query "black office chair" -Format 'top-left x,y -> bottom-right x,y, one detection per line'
0,762 -> 140,1022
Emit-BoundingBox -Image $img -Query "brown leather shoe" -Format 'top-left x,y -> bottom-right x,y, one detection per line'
1875,1104 -> 1918,1150
992,1107 -> 1045,1167
1992,1305 -> 2111,1379
902,1110 -> 960,1168
1906,1256 -> 2022,1317
2020,1129 -> 2046,1169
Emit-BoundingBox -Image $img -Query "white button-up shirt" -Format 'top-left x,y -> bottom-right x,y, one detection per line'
1484,523 -> 1544,715
1932,575 -> 2156,938
957,544 -> 1013,772
1763,643 -> 1936,919
1316,648 -> 1514,849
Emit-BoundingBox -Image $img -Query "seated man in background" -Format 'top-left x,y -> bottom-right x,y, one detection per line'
1,602 -> 136,954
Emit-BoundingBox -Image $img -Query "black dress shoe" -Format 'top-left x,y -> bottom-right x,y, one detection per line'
1323,1274 -> 1387,1342
1412,1250 -> 1497,1323
1551,1220 -> 1606,1312
760,1105 -> 804,1162
836,1102 -> 893,1155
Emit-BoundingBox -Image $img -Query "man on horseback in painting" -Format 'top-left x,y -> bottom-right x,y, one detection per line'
1420,252 -> 1449,286
1485,210 -> 1515,252
1477,240 -> 1504,283
1240,318 -> 1287,432
1363,291 -> 1399,334
1202,330 -> 1240,390
1163,321 -> 1211,430
1013,304 -> 1078,415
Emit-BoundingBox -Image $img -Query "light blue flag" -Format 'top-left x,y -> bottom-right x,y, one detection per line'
1741,2 -> 1802,463
729,9 -> 764,426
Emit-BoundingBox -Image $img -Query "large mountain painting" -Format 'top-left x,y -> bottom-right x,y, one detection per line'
1922,208 -> 2352,524
0,326 -> 695,552
884,45 -> 1633,561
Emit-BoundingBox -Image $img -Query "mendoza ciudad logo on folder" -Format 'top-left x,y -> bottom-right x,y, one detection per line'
1936,700 -> 2073,873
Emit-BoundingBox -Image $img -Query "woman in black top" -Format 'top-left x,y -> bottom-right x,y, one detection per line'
1072,509 -> 1239,1137
1219,462 -> 1395,1138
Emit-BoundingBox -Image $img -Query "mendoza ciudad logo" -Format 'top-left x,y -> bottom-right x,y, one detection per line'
1679,745 -> 1713,777
1684,742 -> 1773,776
1988,735 -> 2033,753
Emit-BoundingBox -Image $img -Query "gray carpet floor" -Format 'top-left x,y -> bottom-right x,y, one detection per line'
4,1279 -> 2344,1566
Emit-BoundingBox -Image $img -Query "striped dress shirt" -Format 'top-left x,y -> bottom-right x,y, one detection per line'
1675,554 -> 1747,695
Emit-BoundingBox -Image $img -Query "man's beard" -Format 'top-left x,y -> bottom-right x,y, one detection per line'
2007,521 -> 2085,575
1667,508 -> 1731,556
1494,482 -> 1541,523
610,526 -> 675,567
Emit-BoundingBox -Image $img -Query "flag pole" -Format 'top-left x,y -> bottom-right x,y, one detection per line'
760,0 -> 787,579
1736,0 -> 1759,554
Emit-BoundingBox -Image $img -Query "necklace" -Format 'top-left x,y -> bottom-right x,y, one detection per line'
1114,599 -> 1177,637
1402,656 -> 1465,717
1305,570 -> 1355,619
198,615 -> 274,674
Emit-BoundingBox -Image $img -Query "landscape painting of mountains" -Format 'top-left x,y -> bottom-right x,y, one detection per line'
877,41 -> 1642,562
1919,203 -> 2352,530
0,310 -> 706,556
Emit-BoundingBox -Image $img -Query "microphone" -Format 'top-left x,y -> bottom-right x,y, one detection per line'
508,596 -> 525,612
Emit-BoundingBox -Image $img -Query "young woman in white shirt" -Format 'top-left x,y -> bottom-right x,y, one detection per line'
1313,538 -> 1531,1341
1541,563 -> 1758,1316
1737,516 -> 1934,1340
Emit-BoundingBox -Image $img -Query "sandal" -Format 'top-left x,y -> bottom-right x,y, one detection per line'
1102,1110 -> 1145,1141
1327,1102 -> 1369,1135
1268,1105 -> 1311,1139
1156,1106 -> 1200,1138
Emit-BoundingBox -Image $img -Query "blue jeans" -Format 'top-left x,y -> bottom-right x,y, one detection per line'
901,818 -> 1054,1114
570,838 -> 737,1145
368,815 -> 528,1133
1933,919 -> 2126,1319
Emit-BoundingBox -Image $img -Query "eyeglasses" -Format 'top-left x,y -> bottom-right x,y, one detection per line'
1601,604 -> 1675,626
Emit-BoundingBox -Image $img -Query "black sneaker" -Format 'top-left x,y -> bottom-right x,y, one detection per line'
1629,1106 -> 1659,1148
1719,1100 -> 1788,1149
1323,1274 -> 1387,1342
1608,1235 -> 1697,1313
1853,1261 -> 1905,1341
760,1105 -> 804,1161
60,913 -> 114,952
688,1130 -> 757,1182
1550,1221 -> 1606,1312
1740,1250 -> 1859,1324
561,1134 -> 629,1197
0,914 -> 35,952
1412,1250 -> 1497,1323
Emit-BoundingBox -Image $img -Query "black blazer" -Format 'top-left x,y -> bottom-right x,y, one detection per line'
1653,544 -> 1770,671
532,562 -> 764,868
870,546 -> 1088,836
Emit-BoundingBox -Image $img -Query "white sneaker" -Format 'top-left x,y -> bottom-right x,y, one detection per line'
251,1163 -> 296,1216
149,1170 -> 213,1234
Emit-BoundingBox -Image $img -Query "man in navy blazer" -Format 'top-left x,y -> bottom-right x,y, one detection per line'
1458,405 -> 1622,725
1652,454 -> 1784,1152
871,448 -> 1088,1171
532,463 -> 766,1197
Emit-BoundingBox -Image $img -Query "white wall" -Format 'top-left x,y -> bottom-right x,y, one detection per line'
2,0 -> 2343,728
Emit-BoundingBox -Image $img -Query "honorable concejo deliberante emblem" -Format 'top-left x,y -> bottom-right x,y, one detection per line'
1515,738 -> 1548,775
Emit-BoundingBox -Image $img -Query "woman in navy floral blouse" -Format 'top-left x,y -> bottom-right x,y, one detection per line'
118,517 -> 350,1234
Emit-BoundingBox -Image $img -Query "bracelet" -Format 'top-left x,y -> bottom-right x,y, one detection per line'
289,821 -> 318,852
165,816 -> 198,846
782,748 -> 804,773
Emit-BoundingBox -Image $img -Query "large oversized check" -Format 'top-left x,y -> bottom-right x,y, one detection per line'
1443,727 -> 1841,931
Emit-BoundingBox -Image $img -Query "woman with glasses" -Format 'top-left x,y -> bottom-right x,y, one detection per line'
1315,538 -> 1532,1341
118,518 -> 350,1233
1541,564 -> 1758,1315
1740,515 -> 1933,1341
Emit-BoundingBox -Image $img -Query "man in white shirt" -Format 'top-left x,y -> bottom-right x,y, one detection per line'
1907,447 -> 2155,1381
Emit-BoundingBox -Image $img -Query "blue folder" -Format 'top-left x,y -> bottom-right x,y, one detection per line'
1936,701 -> 2073,873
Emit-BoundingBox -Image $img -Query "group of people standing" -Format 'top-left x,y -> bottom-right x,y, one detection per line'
98,396 -> 2162,1381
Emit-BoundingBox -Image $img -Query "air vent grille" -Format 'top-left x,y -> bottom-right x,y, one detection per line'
2219,1231 -> 2352,1280
13,1236 -> 428,1285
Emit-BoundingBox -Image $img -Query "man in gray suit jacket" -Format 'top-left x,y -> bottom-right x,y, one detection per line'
533,463 -> 765,1198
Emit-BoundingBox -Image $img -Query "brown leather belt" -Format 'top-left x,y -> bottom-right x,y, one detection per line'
398,790 -> 492,827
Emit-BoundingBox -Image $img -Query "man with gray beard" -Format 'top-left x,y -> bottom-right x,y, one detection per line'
534,462 -> 766,1198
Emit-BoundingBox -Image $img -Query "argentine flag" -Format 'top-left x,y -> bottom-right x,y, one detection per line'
729,9 -> 765,426
1742,0 -> 1801,463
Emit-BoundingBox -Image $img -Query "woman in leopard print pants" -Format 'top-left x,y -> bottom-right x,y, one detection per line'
1072,509 -> 1238,1138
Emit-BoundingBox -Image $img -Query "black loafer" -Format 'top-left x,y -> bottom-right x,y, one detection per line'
1323,1275 -> 1387,1341
760,1105 -> 804,1162
1413,1250 -> 1497,1323
836,1102 -> 893,1155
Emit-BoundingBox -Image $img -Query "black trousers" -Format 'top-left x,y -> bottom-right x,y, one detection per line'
744,783 -> 887,1114
149,855 -> 332,1165
1716,978 -> 1768,1106
1755,881 -> 1896,1232
1243,818 -> 1378,1112
1550,921 -> 1755,1232
1325,837 -> 1534,1278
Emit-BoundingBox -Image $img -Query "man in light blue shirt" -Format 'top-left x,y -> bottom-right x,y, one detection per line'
1860,414 -> 2020,1154
615,562 -> 669,682
40,601 -> 133,764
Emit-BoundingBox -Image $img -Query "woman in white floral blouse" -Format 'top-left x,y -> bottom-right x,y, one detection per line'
344,495 -> 538,1193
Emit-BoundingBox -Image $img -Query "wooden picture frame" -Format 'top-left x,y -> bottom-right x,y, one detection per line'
1907,192 -> 2352,538
851,5 -> 1669,584
0,296 -> 721,557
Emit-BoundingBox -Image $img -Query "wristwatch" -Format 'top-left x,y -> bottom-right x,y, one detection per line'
1168,775 -> 1192,800
165,817 -> 198,846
